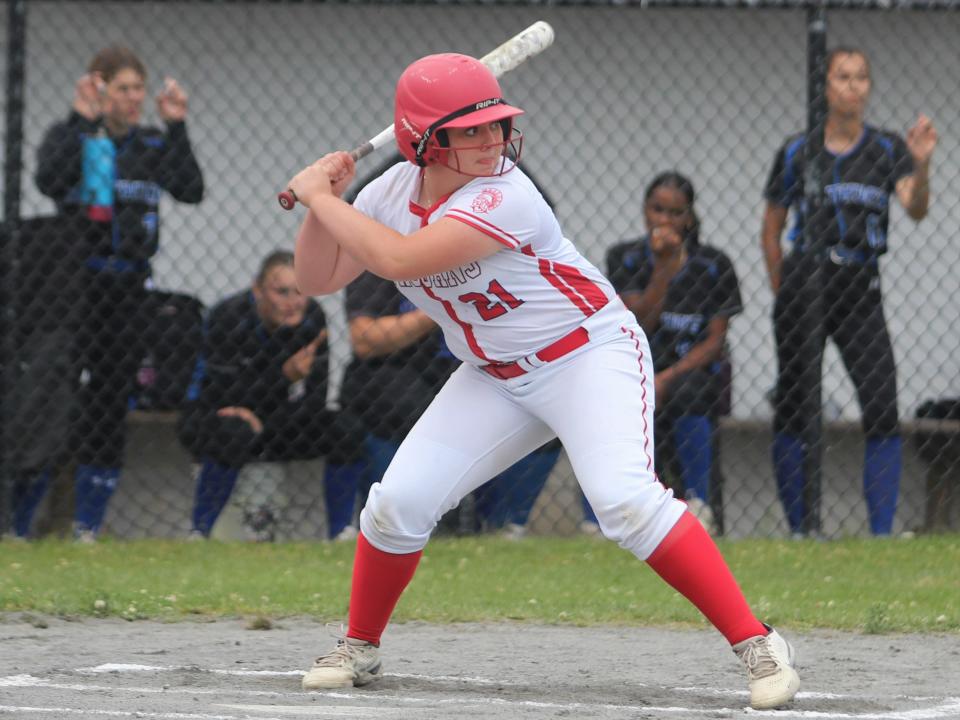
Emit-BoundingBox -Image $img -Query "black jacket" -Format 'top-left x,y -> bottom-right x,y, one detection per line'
190,291 -> 329,418
35,110 -> 204,267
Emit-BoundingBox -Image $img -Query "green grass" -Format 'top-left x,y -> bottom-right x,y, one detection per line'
1,535 -> 958,633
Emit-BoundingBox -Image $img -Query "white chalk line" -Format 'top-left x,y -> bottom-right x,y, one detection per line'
7,701 -> 960,720
73,663 -> 955,703
0,706 -> 252,720
78,663 -> 303,678
0,674 -> 283,697
217,707 -> 433,717
4,665 -> 960,720
216,697 -> 960,720
0,707 -> 439,720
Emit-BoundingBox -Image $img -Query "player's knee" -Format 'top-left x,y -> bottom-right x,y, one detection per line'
360,482 -> 434,551
594,487 -> 685,559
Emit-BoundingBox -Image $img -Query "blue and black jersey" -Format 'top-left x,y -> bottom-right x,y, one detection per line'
36,110 -> 204,270
764,126 -> 913,257
606,238 -> 742,373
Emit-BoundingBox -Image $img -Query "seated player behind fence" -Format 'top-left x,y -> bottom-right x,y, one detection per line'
178,250 -> 365,540
761,46 -> 937,536
913,398 -> 960,533
339,154 -> 563,540
605,172 -> 742,535
31,45 -> 204,541
284,52 -> 798,709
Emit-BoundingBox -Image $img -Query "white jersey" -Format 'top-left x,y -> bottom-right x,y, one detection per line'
353,161 -> 629,366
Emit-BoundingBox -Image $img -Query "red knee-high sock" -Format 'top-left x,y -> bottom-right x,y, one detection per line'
346,532 -> 422,646
646,512 -> 766,645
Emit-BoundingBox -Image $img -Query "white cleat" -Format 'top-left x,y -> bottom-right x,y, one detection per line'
302,638 -> 381,690
332,525 -> 359,543
733,626 -> 800,710
501,522 -> 528,541
74,529 -> 97,544
579,520 -> 603,538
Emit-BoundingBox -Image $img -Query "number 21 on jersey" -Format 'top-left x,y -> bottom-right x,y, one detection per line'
458,280 -> 524,321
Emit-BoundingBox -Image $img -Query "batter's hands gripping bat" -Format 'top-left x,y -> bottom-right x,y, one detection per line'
278,20 -> 555,210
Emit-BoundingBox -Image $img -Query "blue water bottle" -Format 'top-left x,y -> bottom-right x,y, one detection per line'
82,128 -> 116,222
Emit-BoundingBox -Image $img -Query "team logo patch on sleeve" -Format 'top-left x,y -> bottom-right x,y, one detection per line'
471,187 -> 503,214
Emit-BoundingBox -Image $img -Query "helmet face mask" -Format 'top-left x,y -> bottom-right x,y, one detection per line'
394,53 -> 525,176
431,123 -> 524,178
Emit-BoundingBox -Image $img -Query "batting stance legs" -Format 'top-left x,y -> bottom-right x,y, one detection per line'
305,329 -> 799,708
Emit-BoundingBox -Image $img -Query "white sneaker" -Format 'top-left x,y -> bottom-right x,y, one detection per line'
501,522 -> 527,541
74,529 -> 97,544
333,526 -> 358,543
733,626 -> 800,709
302,637 -> 381,690
579,520 -> 603,538
685,496 -> 717,536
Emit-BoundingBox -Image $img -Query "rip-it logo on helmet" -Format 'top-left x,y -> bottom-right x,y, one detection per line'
412,94 -> 511,168
399,117 -> 421,140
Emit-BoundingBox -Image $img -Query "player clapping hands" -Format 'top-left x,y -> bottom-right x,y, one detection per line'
155,77 -> 189,123
72,67 -> 190,133
906,114 -> 937,166
72,72 -> 107,121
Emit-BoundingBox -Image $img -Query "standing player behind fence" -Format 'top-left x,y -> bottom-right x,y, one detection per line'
284,53 -> 799,710
762,47 -> 937,536
33,46 -> 204,541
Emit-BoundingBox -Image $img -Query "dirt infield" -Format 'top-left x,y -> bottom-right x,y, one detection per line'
1,616 -> 958,719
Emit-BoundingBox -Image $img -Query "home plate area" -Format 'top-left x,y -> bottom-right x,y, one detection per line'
1,618 -> 957,719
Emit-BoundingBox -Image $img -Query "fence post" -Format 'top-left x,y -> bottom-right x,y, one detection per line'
1,0 -> 28,536
800,1 -> 828,537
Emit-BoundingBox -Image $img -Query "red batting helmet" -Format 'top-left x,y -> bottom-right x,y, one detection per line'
394,53 -> 524,170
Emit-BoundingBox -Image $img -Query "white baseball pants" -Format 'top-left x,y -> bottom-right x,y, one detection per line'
359,322 -> 686,559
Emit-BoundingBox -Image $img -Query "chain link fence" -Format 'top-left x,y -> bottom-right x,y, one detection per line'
1,0 -> 958,542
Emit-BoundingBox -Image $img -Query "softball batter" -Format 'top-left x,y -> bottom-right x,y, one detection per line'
286,52 -> 799,710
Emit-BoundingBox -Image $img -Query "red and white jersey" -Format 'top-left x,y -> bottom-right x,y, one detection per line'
353,161 -> 631,366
